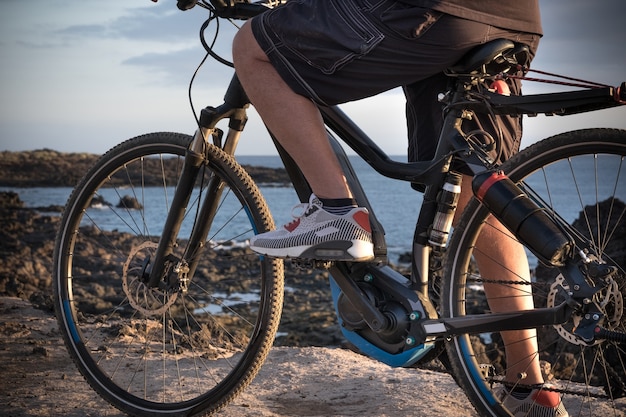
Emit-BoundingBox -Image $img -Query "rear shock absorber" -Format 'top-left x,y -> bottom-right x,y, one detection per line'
429,172 -> 463,248
472,170 -> 572,266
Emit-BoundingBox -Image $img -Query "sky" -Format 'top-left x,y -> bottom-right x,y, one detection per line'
1,0 -> 625,156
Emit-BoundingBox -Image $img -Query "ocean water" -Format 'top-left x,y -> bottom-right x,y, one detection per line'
4,155 -> 421,263
4,154 -> 623,265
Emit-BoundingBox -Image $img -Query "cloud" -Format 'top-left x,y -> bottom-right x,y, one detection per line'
536,0 -> 626,80
53,2 -> 209,44
53,1 -> 235,81
121,46 -> 234,87
115,6 -> 238,87
110,8 -> 202,41
56,24 -> 109,37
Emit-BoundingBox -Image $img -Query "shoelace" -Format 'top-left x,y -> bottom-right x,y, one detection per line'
285,199 -> 322,229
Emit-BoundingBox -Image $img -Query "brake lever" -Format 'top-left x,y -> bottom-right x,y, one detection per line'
210,0 -> 249,9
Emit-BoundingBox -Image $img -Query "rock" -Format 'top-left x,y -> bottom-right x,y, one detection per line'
0,191 -> 23,209
89,194 -> 111,207
0,193 -> 59,303
0,149 -> 96,187
116,195 -> 143,209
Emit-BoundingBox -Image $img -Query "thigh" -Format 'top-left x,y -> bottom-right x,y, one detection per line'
251,0 -> 494,105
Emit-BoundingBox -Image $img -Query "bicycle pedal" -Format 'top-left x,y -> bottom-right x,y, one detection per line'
291,259 -> 333,270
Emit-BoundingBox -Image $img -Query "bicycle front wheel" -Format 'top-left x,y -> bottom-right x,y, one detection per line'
443,129 -> 626,416
53,132 -> 284,416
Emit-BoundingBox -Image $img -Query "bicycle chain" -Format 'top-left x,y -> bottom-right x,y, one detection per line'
467,277 -> 551,288
488,380 -> 610,399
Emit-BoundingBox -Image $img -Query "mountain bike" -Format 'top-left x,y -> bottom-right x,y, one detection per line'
53,0 -> 626,416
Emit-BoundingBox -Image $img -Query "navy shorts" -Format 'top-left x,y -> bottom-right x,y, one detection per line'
250,0 -> 540,169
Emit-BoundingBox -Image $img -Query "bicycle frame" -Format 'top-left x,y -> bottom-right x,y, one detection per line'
52,3 -> 626,415
146,38 -> 625,362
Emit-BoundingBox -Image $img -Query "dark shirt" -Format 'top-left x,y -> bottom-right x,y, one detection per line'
403,0 -> 543,35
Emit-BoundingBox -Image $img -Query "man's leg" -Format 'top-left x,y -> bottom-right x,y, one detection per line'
233,21 -> 374,262
233,22 -> 352,200
456,177 -> 544,385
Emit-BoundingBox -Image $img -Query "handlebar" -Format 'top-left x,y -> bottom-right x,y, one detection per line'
171,0 -> 285,19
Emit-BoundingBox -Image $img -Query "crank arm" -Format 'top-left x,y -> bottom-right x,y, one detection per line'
420,302 -> 571,338
329,264 -> 389,332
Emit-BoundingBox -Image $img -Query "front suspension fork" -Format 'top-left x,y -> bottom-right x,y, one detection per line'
146,103 -> 248,289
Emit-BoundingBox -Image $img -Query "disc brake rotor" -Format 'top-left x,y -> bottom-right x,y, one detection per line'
122,241 -> 178,316
547,273 -> 623,345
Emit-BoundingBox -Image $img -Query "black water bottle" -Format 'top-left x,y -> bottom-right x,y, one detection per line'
472,171 -> 572,266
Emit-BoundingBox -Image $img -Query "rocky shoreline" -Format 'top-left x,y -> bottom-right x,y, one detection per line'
4,184 -> 624,368
0,190 -> 351,347
0,149 -> 340,347
0,149 -> 291,188
0,147 -> 411,349
2,146 -> 625,348
2,148 -> 625,416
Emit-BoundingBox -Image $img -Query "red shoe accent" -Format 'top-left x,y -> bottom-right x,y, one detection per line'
352,210 -> 371,233
284,218 -> 300,232
532,389 -> 561,408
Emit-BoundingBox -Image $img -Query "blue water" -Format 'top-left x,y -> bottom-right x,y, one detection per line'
4,154 -> 623,265
3,155 -> 420,262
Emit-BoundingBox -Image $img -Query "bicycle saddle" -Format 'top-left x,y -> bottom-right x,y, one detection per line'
448,38 -> 530,74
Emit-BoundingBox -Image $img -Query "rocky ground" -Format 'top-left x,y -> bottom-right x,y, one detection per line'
0,297 -> 476,417
0,189 -> 476,417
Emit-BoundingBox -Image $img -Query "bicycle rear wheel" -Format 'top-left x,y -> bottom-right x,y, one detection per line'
443,129 -> 626,416
53,132 -> 284,416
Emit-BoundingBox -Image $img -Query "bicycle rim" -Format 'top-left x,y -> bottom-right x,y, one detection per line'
443,129 -> 626,416
53,132 -> 284,417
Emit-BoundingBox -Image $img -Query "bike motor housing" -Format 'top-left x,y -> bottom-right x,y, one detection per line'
329,264 -> 437,368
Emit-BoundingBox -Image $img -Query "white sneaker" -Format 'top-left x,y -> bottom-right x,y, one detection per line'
249,194 -> 374,261
499,385 -> 569,417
